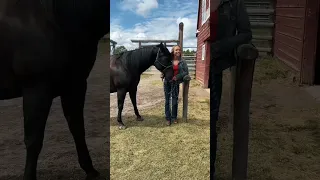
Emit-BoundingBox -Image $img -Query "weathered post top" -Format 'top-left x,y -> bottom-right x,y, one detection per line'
179,22 -> 184,52
179,22 -> 184,28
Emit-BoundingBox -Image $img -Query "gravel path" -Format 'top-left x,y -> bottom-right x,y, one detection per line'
110,74 -> 166,119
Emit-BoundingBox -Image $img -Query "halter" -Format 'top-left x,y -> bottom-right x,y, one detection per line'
154,47 -> 172,73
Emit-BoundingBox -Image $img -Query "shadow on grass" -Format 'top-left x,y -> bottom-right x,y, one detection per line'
275,118 -> 320,150
0,169 -> 109,180
253,56 -> 299,85
110,114 -> 209,129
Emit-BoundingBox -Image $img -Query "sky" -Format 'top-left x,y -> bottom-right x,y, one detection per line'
110,0 -> 199,50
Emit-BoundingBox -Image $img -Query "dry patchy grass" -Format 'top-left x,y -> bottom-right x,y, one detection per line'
110,89 -> 210,180
141,74 -> 153,79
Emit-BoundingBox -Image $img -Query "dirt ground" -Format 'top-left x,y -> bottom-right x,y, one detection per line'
110,74 -> 166,119
110,74 -> 208,119
216,58 -> 320,179
0,42 -> 110,180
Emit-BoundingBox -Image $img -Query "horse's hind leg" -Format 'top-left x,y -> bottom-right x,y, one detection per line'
117,88 -> 127,129
22,84 -> 53,180
129,88 -> 143,121
60,81 -> 102,180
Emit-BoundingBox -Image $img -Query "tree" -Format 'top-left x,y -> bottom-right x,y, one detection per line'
183,49 -> 196,56
114,46 -> 127,54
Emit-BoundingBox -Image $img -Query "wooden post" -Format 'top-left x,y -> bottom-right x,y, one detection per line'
182,76 -> 191,122
182,81 -> 189,122
231,44 -> 258,180
179,22 -> 184,52
139,41 -> 141,48
179,22 -> 189,121
229,66 -> 236,124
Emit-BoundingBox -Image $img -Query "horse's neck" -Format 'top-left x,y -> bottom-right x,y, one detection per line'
143,52 -> 158,74
136,48 -> 157,74
3,0 -> 46,26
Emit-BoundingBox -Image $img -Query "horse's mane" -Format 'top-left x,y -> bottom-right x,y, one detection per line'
113,46 -> 157,72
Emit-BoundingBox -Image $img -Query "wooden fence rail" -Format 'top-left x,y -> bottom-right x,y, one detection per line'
182,55 -> 196,77
245,0 -> 275,55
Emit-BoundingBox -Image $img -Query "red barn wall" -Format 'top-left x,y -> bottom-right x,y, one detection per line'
273,0 -> 307,73
196,0 -> 211,88
300,0 -> 320,84
274,0 -> 320,84
195,0 -> 320,85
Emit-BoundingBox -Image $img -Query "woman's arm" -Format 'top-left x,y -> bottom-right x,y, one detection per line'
175,60 -> 189,81
211,0 -> 252,55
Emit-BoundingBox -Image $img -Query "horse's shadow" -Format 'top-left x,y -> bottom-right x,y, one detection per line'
0,169 -> 110,180
110,114 -> 209,129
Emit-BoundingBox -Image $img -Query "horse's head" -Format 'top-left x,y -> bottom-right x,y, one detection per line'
154,42 -> 174,80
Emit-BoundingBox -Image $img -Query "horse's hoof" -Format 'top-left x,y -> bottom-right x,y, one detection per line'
23,177 -> 37,180
136,116 -> 144,121
119,125 -> 126,130
86,171 -> 105,180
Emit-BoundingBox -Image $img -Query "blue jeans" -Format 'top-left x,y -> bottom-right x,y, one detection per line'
163,80 -> 180,121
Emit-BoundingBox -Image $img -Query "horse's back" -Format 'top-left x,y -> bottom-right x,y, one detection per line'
0,1 -> 68,97
0,0 -> 109,99
110,52 -> 137,92
110,53 -> 127,74
0,15 -> 69,80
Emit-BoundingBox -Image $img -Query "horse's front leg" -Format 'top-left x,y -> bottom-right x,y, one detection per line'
22,84 -> 53,180
117,88 -> 127,129
60,81 -> 104,180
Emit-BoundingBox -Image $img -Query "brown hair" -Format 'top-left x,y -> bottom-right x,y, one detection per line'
171,45 -> 181,58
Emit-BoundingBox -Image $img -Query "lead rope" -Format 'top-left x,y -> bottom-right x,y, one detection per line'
165,79 -> 178,103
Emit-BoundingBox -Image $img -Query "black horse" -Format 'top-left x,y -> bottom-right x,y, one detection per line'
0,0 -> 108,180
110,43 -> 173,129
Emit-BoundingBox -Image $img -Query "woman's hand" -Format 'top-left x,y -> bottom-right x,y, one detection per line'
172,76 -> 177,81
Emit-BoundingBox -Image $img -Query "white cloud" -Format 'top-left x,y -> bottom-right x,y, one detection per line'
111,0 -> 199,51
120,0 -> 159,17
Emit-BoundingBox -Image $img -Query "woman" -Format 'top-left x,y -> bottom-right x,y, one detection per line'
161,45 -> 189,126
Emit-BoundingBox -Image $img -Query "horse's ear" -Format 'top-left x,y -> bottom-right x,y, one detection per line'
156,42 -> 165,49
156,43 -> 161,47
157,42 -> 163,47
